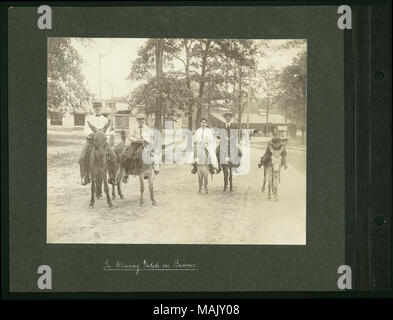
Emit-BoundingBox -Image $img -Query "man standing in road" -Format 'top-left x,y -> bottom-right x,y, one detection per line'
216,111 -> 242,171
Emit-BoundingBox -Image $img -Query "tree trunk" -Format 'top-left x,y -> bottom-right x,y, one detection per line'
184,40 -> 193,131
195,40 -> 211,129
237,66 -> 243,128
266,95 -> 269,135
154,39 -> 164,130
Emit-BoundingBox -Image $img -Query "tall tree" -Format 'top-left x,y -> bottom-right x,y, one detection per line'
128,39 -> 193,128
164,39 -> 196,130
129,38 -> 194,129
276,50 -> 307,142
258,66 -> 281,133
154,39 -> 164,129
191,39 -> 212,128
47,38 -> 90,117
215,39 -> 258,125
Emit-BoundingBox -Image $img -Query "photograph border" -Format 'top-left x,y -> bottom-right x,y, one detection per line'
2,0 -> 392,298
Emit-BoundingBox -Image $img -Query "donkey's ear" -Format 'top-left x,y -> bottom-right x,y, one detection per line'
87,121 -> 97,133
102,119 -> 111,132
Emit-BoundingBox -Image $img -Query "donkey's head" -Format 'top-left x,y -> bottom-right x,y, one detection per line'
88,120 -> 111,161
268,144 -> 284,172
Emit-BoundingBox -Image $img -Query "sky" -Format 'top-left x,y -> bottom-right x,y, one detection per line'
71,38 -> 306,100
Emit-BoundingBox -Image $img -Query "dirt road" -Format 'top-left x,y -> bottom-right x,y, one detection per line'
47,129 -> 306,244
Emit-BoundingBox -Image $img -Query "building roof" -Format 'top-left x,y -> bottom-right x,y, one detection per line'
210,112 -> 290,124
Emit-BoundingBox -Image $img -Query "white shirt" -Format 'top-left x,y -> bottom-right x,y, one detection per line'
192,127 -> 218,167
225,121 -> 232,129
84,114 -> 111,137
128,125 -> 154,144
194,126 -> 215,146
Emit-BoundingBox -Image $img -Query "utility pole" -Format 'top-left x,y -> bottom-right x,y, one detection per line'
106,81 -> 116,130
247,78 -> 251,130
98,54 -> 103,99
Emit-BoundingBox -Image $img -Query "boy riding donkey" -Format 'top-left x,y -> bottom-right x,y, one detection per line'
78,102 -> 116,186
121,113 -> 158,183
258,133 -> 288,199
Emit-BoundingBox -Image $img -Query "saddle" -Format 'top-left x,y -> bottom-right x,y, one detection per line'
121,141 -> 144,176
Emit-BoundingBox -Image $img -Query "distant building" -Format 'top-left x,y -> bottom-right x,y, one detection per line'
48,99 -> 132,131
209,112 -> 296,138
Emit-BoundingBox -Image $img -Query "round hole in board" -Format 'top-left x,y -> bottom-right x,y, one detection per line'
375,216 -> 386,226
375,71 -> 384,81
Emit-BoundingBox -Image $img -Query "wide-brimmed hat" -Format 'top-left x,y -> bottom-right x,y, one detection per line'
223,111 -> 233,118
136,113 -> 145,120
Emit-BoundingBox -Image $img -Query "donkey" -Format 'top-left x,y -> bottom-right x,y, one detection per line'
266,144 -> 284,200
86,121 -> 113,208
216,145 -> 242,192
106,130 -> 127,200
196,148 -> 211,194
121,143 -> 160,206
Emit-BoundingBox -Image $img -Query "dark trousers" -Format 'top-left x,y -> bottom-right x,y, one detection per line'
78,140 -> 91,179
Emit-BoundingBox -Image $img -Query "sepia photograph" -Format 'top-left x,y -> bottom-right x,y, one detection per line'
46,37 -> 307,245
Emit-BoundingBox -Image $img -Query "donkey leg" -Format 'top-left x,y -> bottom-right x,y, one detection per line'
229,169 -> 233,192
103,177 -> 113,208
204,174 -> 208,193
223,168 -> 228,192
117,181 -> 124,199
139,175 -> 145,206
95,177 -> 102,199
148,176 -> 157,206
90,177 -> 95,208
262,167 -> 266,192
267,176 -> 272,200
112,182 -> 116,200
118,168 -> 124,199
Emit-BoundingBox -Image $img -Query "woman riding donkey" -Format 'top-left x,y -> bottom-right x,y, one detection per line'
258,133 -> 288,200
190,116 -> 219,193
78,102 -> 116,186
